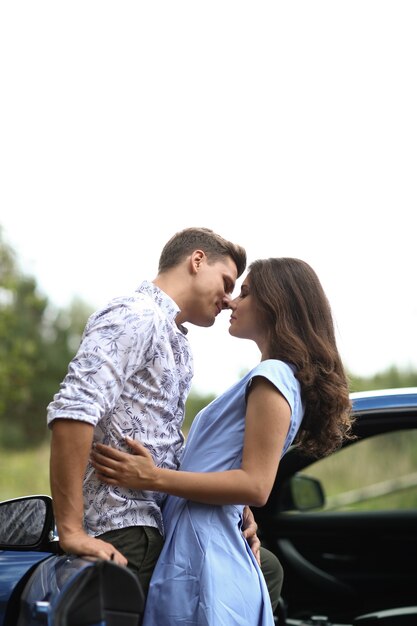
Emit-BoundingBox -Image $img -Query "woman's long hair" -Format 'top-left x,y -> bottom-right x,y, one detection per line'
249,257 -> 354,458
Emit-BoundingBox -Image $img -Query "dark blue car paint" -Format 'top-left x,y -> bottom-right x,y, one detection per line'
0,551 -> 52,625
17,555 -> 95,626
351,388 -> 417,412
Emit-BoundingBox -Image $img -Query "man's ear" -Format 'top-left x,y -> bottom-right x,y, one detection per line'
189,249 -> 206,274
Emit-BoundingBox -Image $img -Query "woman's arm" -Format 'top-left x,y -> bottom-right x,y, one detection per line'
92,376 -> 291,507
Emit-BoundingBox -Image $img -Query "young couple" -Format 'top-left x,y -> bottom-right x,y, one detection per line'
48,227 -> 353,625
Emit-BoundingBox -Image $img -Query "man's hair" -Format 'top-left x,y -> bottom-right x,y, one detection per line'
158,227 -> 247,278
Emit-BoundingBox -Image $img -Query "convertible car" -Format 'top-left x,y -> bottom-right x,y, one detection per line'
255,386 -> 417,625
1,388 -> 417,625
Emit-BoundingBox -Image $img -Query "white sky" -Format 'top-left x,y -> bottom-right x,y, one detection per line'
1,2 -> 416,395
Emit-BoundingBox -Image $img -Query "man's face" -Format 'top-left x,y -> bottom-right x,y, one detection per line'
189,256 -> 238,327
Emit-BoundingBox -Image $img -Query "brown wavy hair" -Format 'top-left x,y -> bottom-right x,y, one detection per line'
249,257 -> 354,458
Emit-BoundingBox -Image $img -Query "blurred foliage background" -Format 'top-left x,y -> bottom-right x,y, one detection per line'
1,225 -> 417,500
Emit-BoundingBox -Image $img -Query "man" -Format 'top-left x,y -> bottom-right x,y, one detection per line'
48,227 -> 282,607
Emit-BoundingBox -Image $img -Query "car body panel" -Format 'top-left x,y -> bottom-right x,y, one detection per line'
0,552 -> 52,625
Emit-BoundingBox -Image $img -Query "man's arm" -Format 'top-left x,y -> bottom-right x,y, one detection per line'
49,419 -> 127,565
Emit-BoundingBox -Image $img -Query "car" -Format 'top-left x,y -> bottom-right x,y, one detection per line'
1,388 -> 417,626
254,387 -> 417,625
0,494 -> 144,625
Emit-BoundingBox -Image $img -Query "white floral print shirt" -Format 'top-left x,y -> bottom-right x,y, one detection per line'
47,281 -> 194,536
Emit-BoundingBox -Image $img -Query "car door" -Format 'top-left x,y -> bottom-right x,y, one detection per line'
254,401 -> 417,624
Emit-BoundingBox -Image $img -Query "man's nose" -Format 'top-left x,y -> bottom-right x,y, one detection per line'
221,295 -> 233,310
222,295 -> 236,310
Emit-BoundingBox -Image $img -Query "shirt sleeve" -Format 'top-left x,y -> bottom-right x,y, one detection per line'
47,301 -> 154,427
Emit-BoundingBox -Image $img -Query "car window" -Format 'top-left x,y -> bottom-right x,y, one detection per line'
298,429 -> 417,512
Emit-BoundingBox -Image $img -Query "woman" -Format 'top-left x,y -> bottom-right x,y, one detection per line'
92,257 -> 354,625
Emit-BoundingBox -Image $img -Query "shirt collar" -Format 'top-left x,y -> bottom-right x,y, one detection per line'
136,280 -> 188,335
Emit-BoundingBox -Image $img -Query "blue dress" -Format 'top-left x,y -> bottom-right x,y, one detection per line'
142,360 -> 304,626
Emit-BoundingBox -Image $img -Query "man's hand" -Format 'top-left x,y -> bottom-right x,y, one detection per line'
242,505 -> 261,565
58,529 -> 128,566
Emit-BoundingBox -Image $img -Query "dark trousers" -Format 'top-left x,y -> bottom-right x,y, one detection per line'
259,546 -> 284,612
98,526 -> 164,597
99,526 -> 283,612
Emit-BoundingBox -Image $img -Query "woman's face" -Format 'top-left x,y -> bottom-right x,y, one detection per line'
228,274 -> 268,352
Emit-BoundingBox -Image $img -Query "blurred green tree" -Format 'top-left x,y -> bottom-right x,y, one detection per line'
184,391 -> 216,433
0,228 -> 90,448
349,366 -> 417,392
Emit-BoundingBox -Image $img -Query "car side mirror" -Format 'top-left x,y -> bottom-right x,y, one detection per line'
0,495 -> 55,549
286,474 -> 325,511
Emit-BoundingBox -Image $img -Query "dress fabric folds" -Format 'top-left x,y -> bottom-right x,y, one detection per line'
142,360 -> 303,626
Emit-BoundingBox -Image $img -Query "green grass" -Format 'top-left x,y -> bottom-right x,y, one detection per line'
300,429 -> 417,512
0,442 -> 51,501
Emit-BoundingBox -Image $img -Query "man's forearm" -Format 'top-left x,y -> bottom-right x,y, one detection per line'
49,420 -> 94,538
